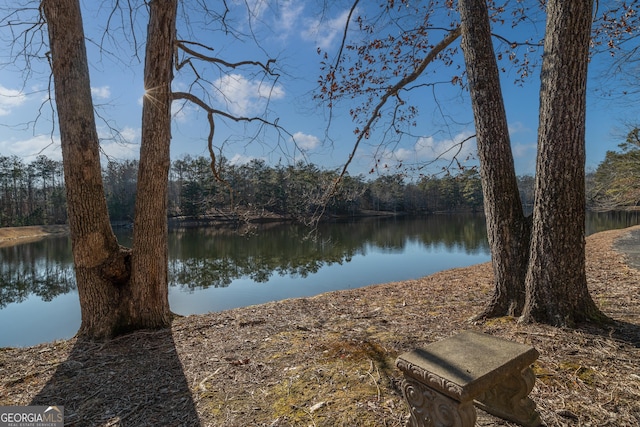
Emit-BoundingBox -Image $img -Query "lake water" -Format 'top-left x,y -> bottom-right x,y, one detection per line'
1,212 -> 639,347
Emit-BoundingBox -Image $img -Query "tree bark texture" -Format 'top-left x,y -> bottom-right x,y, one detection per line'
458,0 -> 530,318
42,0 -> 131,339
521,0 -> 603,325
44,0 -> 178,338
128,0 -> 177,329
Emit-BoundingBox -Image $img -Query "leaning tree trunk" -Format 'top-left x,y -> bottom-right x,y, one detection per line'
127,0 -> 177,329
521,0 -> 604,326
458,0 -> 530,318
43,0 -> 132,339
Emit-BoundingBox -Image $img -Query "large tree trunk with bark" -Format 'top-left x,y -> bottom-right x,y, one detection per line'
520,0 -> 604,326
127,0 -> 177,329
458,0 -> 530,318
43,0 -> 176,339
43,0 -> 132,339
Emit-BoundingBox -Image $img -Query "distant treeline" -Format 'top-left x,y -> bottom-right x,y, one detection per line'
0,155 -> 66,227
0,154 -> 605,227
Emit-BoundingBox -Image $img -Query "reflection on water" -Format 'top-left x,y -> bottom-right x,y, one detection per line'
586,210 -> 640,234
1,212 -> 638,347
167,214 -> 489,291
0,237 -> 75,309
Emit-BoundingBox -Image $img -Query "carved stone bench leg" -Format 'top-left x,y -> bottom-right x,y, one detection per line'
475,366 -> 541,427
396,332 -> 542,427
400,377 -> 477,427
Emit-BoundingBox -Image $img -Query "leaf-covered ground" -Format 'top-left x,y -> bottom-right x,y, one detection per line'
1,226 -> 639,426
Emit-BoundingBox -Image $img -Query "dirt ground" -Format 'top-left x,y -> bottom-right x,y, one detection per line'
0,226 -> 639,426
0,225 -> 68,247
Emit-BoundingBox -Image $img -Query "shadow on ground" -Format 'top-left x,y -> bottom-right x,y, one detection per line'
30,329 -> 199,426
579,319 -> 640,349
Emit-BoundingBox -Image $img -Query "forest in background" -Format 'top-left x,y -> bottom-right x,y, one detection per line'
0,143 -> 636,228
0,0 -> 637,339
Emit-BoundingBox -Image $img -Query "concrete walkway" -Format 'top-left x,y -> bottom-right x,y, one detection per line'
613,227 -> 640,270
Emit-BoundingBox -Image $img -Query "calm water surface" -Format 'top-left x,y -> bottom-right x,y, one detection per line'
1,212 -> 638,347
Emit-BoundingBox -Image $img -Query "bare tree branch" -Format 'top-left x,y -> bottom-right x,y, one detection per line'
100,0 -> 142,62
172,90 -> 296,202
305,25 -> 462,225
172,91 -> 287,132
176,40 -> 277,75
491,32 -> 542,48
335,26 -> 461,187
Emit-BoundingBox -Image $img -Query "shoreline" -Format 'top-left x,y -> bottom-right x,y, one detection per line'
0,224 -> 68,247
0,226 -> 638,425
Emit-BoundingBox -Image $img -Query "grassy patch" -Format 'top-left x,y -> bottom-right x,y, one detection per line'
558,361 -> 597,386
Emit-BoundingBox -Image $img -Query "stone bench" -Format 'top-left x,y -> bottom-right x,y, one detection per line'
396,331 -> 541,427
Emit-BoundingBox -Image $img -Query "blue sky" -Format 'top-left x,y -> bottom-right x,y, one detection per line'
0,1 -> 637,178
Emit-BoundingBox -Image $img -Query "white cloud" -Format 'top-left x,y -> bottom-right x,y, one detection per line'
212,73 -> 285,116
98,126 -> 139,143
100,140 -> 139,160
0,85 -> 27,116
507,122 -> 536,173
234,0 -> 268,20
0,126 -> 141,161
358,132 -> 477,171
292,131 -> 320,151
277,0 -> 305,34
0,135 -> 61,160
415,131 -> 476,161
393,148 -> 413,162
258,81 -> 285,99
507,121 -> 536,160
512,143 -> 537,175
172,101 -> 194,123
301,8 -> 354,50
374,126 -> 537,174
512,141 -> 536,158
91,86 -> 111,100
508,121 -> 529,135
96,126 -> 140,160
119,126 -> 140,143
229,153 -> 262,165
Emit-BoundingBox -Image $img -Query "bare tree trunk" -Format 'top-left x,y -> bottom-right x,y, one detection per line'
458,0 -> 530,318
521,0 -> 605,326
127,0 -> 177,329
44,0 -> 177,338
43,0 -> 131,339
